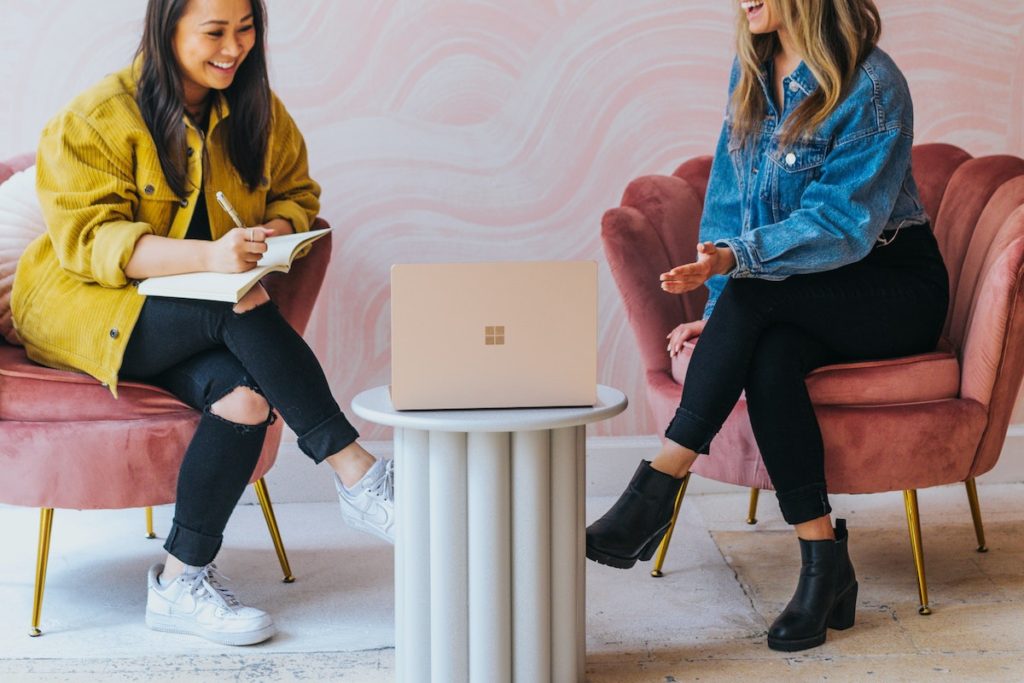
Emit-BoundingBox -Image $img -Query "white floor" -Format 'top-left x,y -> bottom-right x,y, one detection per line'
2,482 -> 1023,682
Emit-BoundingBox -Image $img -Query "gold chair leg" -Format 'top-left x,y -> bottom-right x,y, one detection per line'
964,478 -> 988,553
746,487 -> 760,525
253,477 -> 294,583
145,506 -> 156,539
651,473 -> 690,578
30,508 -> 54,637
903,489 -> 931,615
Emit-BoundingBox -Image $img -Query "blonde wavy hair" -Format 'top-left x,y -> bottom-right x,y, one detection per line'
730,0 -> 881,147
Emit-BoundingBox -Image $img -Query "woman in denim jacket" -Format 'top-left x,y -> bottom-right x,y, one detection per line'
586,0 -> 948,652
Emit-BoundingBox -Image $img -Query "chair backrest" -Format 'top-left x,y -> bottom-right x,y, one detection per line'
263,220 -> 332,335
933,166 -> 1024,477
910,146 -> 1024,477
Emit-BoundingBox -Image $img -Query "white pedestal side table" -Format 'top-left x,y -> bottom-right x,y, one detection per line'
351,385 -> 627,683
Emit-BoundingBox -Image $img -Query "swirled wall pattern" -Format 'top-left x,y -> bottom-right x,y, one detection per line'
2,1 -> 1022,437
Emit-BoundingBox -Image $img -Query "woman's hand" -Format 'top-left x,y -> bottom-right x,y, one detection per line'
666,319 -> 706,358
204,226 -> 275,273
660,242 -> 736,294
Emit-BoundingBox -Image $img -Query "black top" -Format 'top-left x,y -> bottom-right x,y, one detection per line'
184,184 -> 212,241
184,109 -> 212,242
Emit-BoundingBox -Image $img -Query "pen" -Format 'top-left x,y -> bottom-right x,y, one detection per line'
215,191 -> 245,229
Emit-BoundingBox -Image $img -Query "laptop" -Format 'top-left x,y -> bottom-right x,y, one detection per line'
390,261 -> 597,410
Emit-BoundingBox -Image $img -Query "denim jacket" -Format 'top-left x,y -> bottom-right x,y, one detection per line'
700,47 -> 928,318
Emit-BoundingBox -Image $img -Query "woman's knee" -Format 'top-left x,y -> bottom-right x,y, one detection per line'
209,386 -> 271,425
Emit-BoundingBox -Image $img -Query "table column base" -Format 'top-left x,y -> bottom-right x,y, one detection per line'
394,425 -> 586,683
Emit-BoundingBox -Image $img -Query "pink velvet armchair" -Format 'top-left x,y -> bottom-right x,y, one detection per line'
601,143 -> 1024,614
0,153 -> 334,635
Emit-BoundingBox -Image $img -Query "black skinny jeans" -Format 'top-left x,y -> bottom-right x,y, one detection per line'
120,296 -> 359,566
665,225 -> 949,524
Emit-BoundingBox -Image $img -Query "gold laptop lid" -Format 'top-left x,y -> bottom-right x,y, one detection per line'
390,261 -> 597,410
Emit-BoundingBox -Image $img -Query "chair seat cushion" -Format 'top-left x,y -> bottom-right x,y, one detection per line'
0,344 -> 192,421
671,340 -> 960,406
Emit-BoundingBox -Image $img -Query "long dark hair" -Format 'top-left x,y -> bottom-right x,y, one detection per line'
135,0 -> 271,198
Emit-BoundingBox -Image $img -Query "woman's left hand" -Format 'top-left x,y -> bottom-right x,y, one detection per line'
660,242 -> 736,294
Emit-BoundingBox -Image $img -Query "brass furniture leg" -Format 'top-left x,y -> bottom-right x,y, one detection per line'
964,478 -> 987,553
650,473 -> 690,578
30,508 -> 54,636
254,477 -> 295,583
903,489 -> 931,615
746,487 -> 760,525
145,506 -> 156,539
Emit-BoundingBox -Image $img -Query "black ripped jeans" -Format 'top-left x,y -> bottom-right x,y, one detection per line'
665,225 -> 949,524
120,296 -> 359,566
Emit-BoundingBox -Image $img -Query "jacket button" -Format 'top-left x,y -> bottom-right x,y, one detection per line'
788,80 -> 800,93
179,198 -> 189,207
785,152 -> 797,166
144,185 -> 155,195
109,328 -> 119,339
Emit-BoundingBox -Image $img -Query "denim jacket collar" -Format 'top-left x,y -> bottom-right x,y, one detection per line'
756,59 -> 817,118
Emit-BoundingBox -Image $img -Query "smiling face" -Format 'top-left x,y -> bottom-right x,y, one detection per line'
741,0 -> 783,35
172,0 -> 256,109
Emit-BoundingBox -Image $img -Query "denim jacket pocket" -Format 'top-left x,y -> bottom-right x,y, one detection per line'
767,137 -> 829,216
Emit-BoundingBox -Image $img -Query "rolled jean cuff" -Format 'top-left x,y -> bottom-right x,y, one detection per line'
164,519 -> 224,567
297,411 -> 360,464
664,406 -> 716,455
775,482 -> 832,525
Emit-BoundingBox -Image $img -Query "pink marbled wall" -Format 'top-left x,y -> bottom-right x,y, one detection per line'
1,1 -> 1022,437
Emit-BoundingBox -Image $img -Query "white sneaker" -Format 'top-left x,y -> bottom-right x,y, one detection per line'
145,563 -> 275,646
335,458 -> 395,544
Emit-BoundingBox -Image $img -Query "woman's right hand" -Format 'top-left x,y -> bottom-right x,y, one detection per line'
666,319 -> 706,358
205,227 -> 274,273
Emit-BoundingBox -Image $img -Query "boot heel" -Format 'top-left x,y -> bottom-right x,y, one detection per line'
638,525 -> 670,561
828,582 -> 858,630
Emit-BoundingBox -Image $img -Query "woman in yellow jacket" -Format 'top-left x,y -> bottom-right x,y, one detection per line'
12,0 -> 392,646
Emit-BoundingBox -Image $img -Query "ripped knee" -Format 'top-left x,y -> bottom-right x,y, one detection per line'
233,285 -> 270,314
209,385 -> 271,426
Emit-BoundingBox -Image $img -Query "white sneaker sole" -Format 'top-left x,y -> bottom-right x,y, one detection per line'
146,611 -> 276,646
340,509 -> 395,544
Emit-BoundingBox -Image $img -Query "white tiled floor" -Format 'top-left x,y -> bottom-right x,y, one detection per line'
2,482 -> 1023,682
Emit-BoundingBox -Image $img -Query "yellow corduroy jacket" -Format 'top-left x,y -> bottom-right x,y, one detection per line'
12,64 -> 320,396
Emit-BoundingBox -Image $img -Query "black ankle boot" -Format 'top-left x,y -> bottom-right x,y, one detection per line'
767,518 -> 858,652
585,460 -> 682,569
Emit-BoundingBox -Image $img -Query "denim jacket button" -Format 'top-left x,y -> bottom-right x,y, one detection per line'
788,80 -> 800,93
785,152 -> 797,166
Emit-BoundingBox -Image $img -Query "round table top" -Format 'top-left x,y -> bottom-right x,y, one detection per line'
351,385 -> 627,433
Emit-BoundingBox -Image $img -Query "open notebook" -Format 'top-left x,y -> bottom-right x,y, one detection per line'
137,227 -> 331,303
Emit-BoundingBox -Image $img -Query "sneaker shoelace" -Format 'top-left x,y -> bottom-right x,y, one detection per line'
186,563 -> 241,612
366,459 -> 394,502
